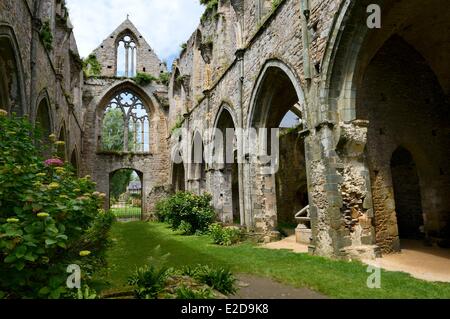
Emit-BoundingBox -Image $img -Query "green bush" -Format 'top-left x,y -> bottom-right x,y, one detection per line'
128,265 -> 171,299
133,72 -> 157,86
209,223 -> 243,246
194,265 -> 237,295
154,192 -> 216,235
0,112 -> 114,299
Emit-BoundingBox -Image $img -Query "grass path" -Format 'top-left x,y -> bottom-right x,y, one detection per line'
94,221 -> 450,299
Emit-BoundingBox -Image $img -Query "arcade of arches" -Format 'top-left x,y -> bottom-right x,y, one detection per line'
0,0 -> 448,261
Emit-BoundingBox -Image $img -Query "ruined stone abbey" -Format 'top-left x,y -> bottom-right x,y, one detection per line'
1,0 -> 449,260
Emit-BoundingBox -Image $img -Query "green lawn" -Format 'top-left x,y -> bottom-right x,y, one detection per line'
111,207 -> 141,219
94,221 -> 450,299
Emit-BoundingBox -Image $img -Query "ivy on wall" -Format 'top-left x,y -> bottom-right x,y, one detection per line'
200,0 -> 219,24
40,20 -> 53,51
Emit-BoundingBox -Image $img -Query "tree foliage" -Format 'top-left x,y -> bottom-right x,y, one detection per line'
101,108 -> 141,153
110,169 -> 133,201
101,108 -> 125,152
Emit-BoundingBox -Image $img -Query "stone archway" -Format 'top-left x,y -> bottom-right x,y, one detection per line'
57,123 -> 67,161
247,60 -> 309,235
109,168 -> 143,221
35,94 -> 53,157
359,35 -> 450,252
0,25 -> 26,116
323,0 -> 450,255
70,148 -> 79,176
212,105 -> 241,224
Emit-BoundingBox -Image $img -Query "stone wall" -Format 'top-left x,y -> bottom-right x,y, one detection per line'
168,0 -> 450,259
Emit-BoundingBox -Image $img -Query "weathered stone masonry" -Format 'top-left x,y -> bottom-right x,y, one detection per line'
2,0 -> 449,260
168,0 -> 450,259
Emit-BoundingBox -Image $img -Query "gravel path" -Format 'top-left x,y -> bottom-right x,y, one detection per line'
363,239 -> 450,283
233,274 -> 327,299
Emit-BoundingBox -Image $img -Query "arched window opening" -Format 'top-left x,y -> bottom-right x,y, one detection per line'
0,35 -> 22,115
110,169 -> 143,221
57,127 -> 67,161
70,150 -> 79,176
35,98 -> 52,157
117,34 -> 137,77
101,91 -> 150,153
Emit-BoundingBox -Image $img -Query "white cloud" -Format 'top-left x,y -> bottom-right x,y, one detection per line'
66,0 -> 204,65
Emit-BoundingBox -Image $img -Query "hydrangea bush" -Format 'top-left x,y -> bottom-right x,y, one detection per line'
155,192 -> 216,235
0,112 -> 115,299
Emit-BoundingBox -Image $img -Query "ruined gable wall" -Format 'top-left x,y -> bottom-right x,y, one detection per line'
91,20 -> 167,78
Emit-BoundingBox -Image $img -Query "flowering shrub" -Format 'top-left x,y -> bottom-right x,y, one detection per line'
154,192 -> 216,234
0,113 -> 114,299
208,223 -> 243,246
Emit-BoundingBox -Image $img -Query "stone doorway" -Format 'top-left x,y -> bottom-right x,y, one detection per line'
109,169 -> 143,221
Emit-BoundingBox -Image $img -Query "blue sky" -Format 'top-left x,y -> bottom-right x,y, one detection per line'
66,0 -> 204,68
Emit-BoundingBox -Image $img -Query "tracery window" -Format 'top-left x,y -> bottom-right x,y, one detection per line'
101,91 -> 150,153
117,34 -> 137,77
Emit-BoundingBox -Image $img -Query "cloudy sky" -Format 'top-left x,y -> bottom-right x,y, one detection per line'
66,0 -> 204,68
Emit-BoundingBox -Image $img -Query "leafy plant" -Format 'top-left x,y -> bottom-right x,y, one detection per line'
200,0 -> 219,24
83,54 -> 102,77
75,285 -> 98,299
209,223 -> 243,246
175,285 -> 214,299
170,116 -> 184,135
158,72 -> 171,86
128,265 -> 171,299
40,20 -> 53,51
0,113 -> 114,299
194,265 -> 237,295
133,72 -> 157,86
154,192 -> 216,235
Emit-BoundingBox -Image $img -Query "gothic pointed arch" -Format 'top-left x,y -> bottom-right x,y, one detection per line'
57,122 -> 68,161
247,59 -> 309,233
70,147 -> 80,176
34,89 -> 53,155
0,24 -> 26,116
96,80 -> 159,154
322,0 -> 450,253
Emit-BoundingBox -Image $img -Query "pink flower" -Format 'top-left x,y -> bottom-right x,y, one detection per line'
44,158 -> 64,167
